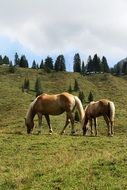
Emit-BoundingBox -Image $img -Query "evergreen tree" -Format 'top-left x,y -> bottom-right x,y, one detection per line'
93,54 -> 101,72
54,55 -> 66,71
87,55 -> 93,72
19,55 -> 29,68
78,91 -> 85,103
115,62 -> 122,75
40,59 -> 44,69
0,55 -> 3,65
74,79 -> 80,91
14,52 -> 20,66
68,84 -> 72,93
3,56 -> 9,65
110,67 -> 115,74
75,111 -> 80,122
81,61 -> 86,75
122,61 -> 127,74
73,53 -> 81,73
22,78 -> 30,92
35,77 -> 43,96
88,91 -> 94,102
101,56 -> 110,73
32,60 -> 37,69
44,56 -> 53,71
36,64 -> 39,69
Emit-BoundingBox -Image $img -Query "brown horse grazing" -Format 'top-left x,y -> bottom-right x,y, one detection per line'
82,99 -> 115,136
25,92 -> 84,134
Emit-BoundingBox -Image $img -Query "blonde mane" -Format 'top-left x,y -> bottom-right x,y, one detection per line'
25,98 -> 37,122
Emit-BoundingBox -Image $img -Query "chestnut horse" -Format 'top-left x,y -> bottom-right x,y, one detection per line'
82,99 -> 115,136
25,92 -> 84,134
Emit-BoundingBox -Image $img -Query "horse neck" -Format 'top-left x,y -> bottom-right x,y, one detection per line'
26,105 -> 35,124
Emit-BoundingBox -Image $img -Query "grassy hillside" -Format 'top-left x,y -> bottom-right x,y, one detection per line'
0,66 -> 127,190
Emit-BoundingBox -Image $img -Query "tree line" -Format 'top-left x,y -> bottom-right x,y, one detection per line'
0,53 -> 66,72
0,52 -> 127,75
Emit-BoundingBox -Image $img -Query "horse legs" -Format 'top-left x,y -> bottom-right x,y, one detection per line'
103,115 -> 111,136
60,113 -> 75,135
37,113 -> 42,134
70,113 -> 75,134
110,120 -> 114,136
44,115 -> 53,134
82,119 -> 89,136
89,119 -> 94,136
93,118 -> 98,136
60,114 -> 70,134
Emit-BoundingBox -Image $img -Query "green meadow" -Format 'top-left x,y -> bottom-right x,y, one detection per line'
0,66 -> 127,190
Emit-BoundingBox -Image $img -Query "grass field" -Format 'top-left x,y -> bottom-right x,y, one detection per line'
0,66 -> 127,190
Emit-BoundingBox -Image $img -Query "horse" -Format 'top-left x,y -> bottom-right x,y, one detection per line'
25,92 -> 84,134
82,99 -> 115,136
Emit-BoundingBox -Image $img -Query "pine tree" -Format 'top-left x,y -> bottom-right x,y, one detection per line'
115,63 -> 121,75
78,91 -> 85,103
122,61 -> 127,74
75,111 -> 80,122
74,79 -> 80,91
40,59 -> 44,69
35,77 -> 43,96
0,55 -> 3,65
19,55 -> 29,68
87,55 -> 93,72
54,55 -> 66,71
3,56 -> 9,65
14,52 -> 20,66
32,60 -> 37,69
81,61 -> 86,75
44,56 -> 53,71
93,54 -> 101,72
22,78 -> 30,92
73,53 -> 81,73
101,56 -> 110,73
88,91 -> 94,102
68,84 -> 72,93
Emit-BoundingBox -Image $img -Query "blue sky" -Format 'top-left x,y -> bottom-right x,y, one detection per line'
0,0 -> 127,71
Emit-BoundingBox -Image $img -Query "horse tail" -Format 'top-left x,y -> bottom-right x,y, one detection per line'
108,101 -> 115,121
74,96 -> 84,123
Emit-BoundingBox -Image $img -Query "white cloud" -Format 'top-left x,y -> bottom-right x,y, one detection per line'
0,0 -> 127,66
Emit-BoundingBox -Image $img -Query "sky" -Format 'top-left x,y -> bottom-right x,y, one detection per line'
0,0 -> 127,71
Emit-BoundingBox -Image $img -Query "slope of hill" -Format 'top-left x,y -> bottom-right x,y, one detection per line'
0,66 -> 127,132
0,66 -> 127,190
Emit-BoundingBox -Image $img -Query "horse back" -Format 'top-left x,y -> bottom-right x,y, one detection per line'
32,92 -> 75,115
99,99 -> 115,117
86,99 -> 114,118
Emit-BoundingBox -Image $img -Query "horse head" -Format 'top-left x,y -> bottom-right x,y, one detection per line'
25,118 -> 34,134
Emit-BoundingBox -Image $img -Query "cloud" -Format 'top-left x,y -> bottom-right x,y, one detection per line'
0,0 -> 127,66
